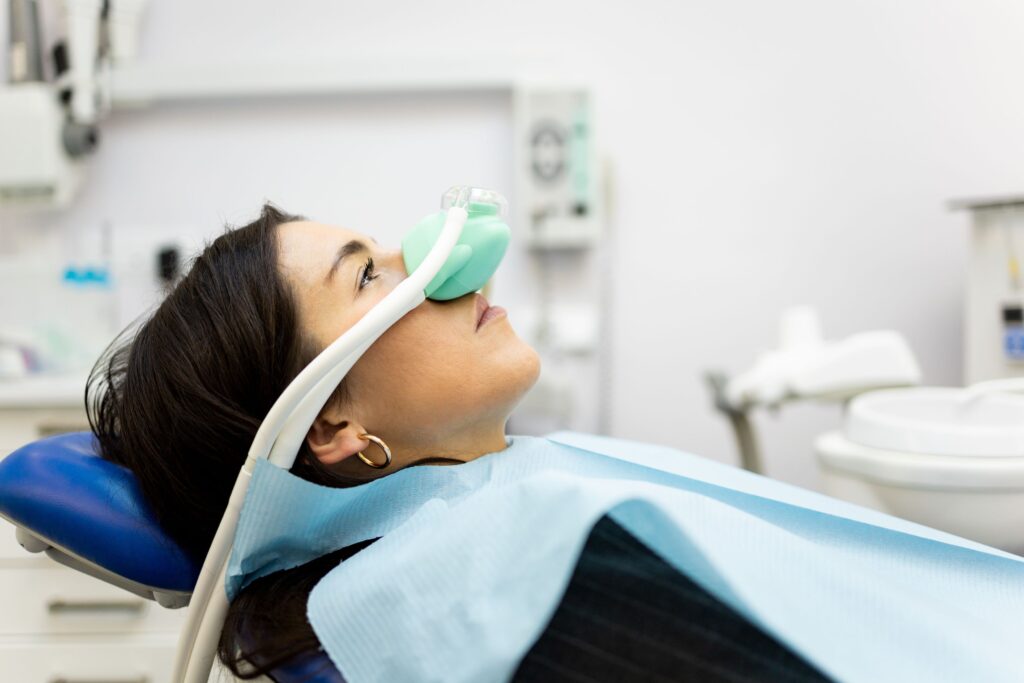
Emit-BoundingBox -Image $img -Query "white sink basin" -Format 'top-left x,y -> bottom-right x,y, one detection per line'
845,387 -> 1024,457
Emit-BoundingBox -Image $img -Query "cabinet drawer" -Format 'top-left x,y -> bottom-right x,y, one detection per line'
0,637 -> 178,683
0,407 -> 94,561
0,566 -> 187,635
0,407 -> 90,457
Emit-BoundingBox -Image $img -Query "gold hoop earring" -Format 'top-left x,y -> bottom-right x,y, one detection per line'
357,433 -> 392,469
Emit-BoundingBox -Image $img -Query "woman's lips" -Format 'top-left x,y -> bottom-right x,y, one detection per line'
475,293 -> 507,331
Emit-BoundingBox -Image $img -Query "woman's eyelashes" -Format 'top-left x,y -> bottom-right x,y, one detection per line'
358,257 -> 380,290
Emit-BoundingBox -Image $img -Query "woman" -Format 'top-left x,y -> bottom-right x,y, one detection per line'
85,204 -> 836,681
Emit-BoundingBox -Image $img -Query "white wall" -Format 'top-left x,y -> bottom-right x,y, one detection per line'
3,0 -> 1024,489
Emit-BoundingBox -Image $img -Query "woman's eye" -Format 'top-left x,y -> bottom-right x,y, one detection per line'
359,257 -> 380,290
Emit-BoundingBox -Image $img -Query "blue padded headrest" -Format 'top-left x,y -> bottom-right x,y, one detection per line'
0,432 -> 200,592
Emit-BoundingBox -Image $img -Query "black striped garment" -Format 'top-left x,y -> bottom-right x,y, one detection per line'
512,515 -> 833,683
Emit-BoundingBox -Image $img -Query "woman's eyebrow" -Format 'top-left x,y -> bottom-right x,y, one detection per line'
325,240 -> 369,283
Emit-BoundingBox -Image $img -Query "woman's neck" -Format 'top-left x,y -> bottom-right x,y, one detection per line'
402,422 -> 510,465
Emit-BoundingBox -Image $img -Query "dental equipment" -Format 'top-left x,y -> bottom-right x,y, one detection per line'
171,185 -> 509,682
8,0 -> 45,83
951,195 -> 1024,383
707,307 -> 921,473
817,385 -> 1024,553
0,0 -> 154,205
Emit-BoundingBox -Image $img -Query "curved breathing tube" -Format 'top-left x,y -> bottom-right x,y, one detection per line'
172,186 -> 510,683
261,186 -> 509,468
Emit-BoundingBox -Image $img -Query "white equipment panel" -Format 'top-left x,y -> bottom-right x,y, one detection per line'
514,88 -> 599,249
952,196 -> 1024,383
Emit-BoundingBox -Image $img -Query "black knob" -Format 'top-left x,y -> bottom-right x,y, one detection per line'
62,121 -> 100,158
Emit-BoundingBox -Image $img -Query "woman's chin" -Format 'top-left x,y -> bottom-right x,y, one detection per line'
509,342 -> 543,398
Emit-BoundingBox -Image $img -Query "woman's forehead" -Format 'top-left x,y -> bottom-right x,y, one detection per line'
278,220 -> 363,250
277,221 -> 366,275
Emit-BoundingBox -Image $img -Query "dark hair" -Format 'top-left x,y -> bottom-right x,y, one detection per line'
86,204 -> 418,677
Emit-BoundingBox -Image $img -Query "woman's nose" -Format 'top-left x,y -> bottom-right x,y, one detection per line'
385,249 -> 409,278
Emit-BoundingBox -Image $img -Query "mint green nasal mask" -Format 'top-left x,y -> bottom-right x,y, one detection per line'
258,187 -> 511,470
402,200 -> 511,301
176,188 -> 516,681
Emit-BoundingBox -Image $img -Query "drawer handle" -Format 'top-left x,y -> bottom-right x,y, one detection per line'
36,424 -> 91,438
49,678 -> 150,683
46,598 -> 147,615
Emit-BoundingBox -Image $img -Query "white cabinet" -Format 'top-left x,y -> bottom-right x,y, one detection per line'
0,402 -> 188,682
0,567 -> 186,636
0,406 -> 95,562
0,638 -> 179,683
0,406 -> 90,458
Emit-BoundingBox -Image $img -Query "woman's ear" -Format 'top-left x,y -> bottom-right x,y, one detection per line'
306,415 -> 368,465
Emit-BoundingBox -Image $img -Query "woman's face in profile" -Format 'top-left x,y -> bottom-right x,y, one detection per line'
276,220 -> 540,470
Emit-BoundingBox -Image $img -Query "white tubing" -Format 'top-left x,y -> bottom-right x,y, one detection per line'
173,202 -> 470,682
263,204 -> 468,468
265,285 -> 421,468
172,468 -> 250,683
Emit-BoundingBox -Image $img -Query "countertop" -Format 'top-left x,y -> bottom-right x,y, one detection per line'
0,374 -> 90,409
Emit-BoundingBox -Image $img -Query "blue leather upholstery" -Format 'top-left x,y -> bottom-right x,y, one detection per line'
0,432 -> 200,592
0,432 -> 347,683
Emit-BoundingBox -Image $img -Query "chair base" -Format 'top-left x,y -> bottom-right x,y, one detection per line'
8,518 -> 191,609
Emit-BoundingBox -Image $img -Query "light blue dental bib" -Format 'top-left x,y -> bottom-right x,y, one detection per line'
228,433 -> 1024,683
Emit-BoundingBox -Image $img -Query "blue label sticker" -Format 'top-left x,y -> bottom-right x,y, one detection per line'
1005,327 -> 1024,360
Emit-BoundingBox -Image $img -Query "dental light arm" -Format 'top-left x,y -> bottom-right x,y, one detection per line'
63,0 -> 104,125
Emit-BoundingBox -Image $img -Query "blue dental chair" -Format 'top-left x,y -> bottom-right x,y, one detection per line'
0,432 -> 343,683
